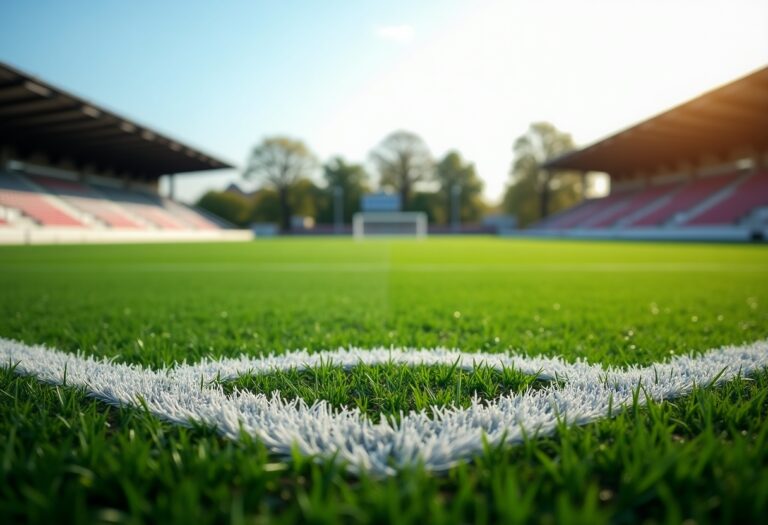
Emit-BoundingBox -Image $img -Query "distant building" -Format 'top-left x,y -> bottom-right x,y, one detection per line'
223,183 -> 259,199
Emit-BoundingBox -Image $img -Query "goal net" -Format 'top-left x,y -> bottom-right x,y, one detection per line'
352,212 -> 427,239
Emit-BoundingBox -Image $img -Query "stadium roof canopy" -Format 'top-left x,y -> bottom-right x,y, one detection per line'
543,66 -> 768,179
0,61 -> 233,179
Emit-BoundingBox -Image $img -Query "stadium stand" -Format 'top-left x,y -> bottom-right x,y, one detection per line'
27,175 -> 144,229
531,65 -> 768,242
686,172 -> 768,226
630,172 -> 740,227
540,200 -> 601,229
163,199 -> 221,230
0,61 -> 252,244
579,190 -> 639,228
613,183 -> 683,227
0,172 -> 83,227
93,185 -> 188,230
0,169 -> 235,232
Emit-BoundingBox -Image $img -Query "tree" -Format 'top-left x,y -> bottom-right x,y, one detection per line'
248,188 -> 281,224
504,122 -> 583,226
435,151 -> 485,225
369,131 -> 433,209
244,137 -> 317,231
321,157 -> 369,224
408,191 -> 441,224
290,178 -> 325,220
196,190 -> 251,227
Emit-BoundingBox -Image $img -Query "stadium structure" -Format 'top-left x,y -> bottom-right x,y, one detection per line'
533,66 -> 768,242
0,62 -> 252,244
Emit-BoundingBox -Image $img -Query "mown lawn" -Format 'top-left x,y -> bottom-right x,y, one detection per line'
1,238 -> 767,524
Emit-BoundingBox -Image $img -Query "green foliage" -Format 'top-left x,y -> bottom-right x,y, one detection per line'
244,137 -> 318,190
320,157 -> 369,224
249,187 -> 281,224
195,190 -> 251,227
435,151 -> 485,224
244,137 -> 319,231
370,130 -> 434,209
234,136 -> 488,227
504,122 -> 583,226
1,239 -> 767,524
289,178 -> 325,220
407,191 -> 441,223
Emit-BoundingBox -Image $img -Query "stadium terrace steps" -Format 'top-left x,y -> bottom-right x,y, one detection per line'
27,175 -> 145,229
630,172 -> 740,227
577,190 -> 637,228
686,172 -> 768,225
163,199 -> 220,230
0,190 -> 85,227
95,185 -> 190,230
671,171 -> 751,225
614,184 -> 683,227
546,192 -> 633,229
0,171 -> 225,234
588,184 -> 679,228
0,173 -> 84,227
538,200 -> 595,229
527,169 -> 768,241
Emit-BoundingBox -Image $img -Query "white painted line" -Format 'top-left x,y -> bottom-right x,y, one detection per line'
1,337 -> 767,476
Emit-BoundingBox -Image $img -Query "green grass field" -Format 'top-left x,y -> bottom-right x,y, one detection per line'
1,238 -> 767,524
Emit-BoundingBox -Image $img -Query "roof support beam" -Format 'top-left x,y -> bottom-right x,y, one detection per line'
0,61 -> 232,175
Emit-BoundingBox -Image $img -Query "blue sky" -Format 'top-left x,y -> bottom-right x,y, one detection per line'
2,0 -> 767,203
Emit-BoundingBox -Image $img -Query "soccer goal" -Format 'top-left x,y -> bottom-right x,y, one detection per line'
352,212 -> 428,239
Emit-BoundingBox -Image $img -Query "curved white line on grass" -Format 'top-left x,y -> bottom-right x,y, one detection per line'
1,337 -> 767,476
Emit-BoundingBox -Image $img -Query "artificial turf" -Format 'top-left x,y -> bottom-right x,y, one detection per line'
0,238 -> 767,523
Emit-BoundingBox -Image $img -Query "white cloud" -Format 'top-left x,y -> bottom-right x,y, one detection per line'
375,24 -> 415,44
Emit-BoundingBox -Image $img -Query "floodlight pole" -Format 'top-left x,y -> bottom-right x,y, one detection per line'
168,174 -> 175,201
451,184 -> 461,232
333,186 -> 343,234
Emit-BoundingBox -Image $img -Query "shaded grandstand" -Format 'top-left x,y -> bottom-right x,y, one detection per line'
0,61 -> 250,244
533,66 -> 768,241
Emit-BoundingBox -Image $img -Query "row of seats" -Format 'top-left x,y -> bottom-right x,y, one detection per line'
0,172 -> 221,230
632,172 -> 740,227
539,171 -> 767,229
0,174 -> 84,226
688,174 -> 768,225
28,175 -> 144,229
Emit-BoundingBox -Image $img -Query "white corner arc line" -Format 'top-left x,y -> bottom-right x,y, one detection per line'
1,337 -> 767,476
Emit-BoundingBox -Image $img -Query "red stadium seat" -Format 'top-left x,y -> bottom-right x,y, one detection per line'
566,189 -> 637,228
630,172 -> 739,227
0,189 -> 83,226
29,175 -> 144,229
541,200 -> 601,229
163,200 -> 220,230
686,172 -> 768,225
92,185 -> 192,230
586,184 -> 678,228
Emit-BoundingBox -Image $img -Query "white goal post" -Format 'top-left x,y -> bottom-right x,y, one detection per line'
352,212 -> 428,239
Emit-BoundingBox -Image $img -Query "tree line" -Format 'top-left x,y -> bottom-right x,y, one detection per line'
197,123 -> 588,230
